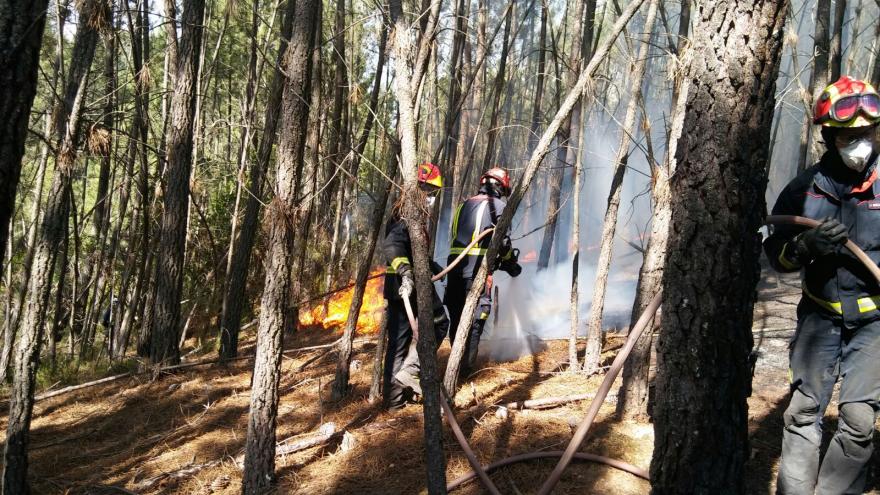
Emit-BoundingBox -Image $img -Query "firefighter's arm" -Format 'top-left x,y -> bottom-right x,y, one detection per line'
764,187 -> 809,273
383,219 -> 413,278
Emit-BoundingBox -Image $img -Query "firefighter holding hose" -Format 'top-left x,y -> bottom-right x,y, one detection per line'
764,76 -> 880,494
382,162 -> 450,410
444,167 -> 522,380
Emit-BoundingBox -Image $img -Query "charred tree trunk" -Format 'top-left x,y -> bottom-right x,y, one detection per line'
241,0 -> 316,491
3,0 -> 107,489
149,0 -> 205,365
583,0 -> 658,373
219,1 -> 297,361
0,0 -> 51,277
650,0 -> 787,492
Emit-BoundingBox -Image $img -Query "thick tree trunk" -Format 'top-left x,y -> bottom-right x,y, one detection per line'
149,0 -> 205,365
583,0 -> 658,373
650,0 -> 787,492
443,0 -> 649,395
219,2 -> 296,361
3,0 -> 107,489
0,0 -> 51,277
241,0 -> 316,491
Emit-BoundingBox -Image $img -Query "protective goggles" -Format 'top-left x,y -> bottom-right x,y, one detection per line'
820,93 -> 880,124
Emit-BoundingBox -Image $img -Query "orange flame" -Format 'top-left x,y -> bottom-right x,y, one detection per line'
521,250 -> 537,263
298,267 -> 386,334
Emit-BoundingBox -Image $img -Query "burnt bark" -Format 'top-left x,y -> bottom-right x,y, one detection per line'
828,0 -> 846,81
650,0 -> 787,492
149,0 -> 205,365
241,0 -> 316,491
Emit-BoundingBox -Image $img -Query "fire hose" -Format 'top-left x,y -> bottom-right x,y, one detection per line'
401,215 -> 880,493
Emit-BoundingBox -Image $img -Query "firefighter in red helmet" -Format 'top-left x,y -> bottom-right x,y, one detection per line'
442,167 -> 522,380
381,162 -> 449,409
764,76 -> 880,494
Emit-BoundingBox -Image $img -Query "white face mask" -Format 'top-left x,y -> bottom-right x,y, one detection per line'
839,138 -> 875,172
426,195 -> 436,209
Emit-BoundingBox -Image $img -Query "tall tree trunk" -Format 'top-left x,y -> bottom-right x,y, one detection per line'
870,20 -> 880,87
650,0 -> 787,491
797,0 -> 830,172
241,0 -> 316,491
583,0 -> 659,373
388,0 -> 447,492
0,0 -> 52,277
480,5 -> 514,173
3,0 -> 107,489
149,0 -> 205,365
219,0 -> 297,361
828,0 -> 846,81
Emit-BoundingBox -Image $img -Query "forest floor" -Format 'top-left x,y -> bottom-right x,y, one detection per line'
3,264 -> 880,494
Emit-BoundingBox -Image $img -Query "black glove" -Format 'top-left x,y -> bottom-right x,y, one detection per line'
498,248 -> 522,277
793,217 -> 847,260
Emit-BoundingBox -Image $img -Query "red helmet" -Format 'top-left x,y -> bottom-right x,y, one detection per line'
418,162 -> 443,189
480,167 -> 511,196
813,76 -> 880,128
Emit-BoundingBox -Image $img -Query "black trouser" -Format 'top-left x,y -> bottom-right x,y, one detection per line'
382,291 -> 449,409
443,275 -> 492,379
777,300 -> 880,494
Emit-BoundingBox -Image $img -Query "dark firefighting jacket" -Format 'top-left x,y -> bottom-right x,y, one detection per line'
764,151 -> 880,329
383,215 -> 442,300
446,186 -> 514,280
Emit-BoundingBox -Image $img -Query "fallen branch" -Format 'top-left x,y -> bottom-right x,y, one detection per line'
500,393 -> 613,411
27,337 -> 373,403
134,460 -> 223,491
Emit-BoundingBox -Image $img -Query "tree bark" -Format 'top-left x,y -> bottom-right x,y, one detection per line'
443,0 -> 649,395
0,0 -> 51,277
218,0 -> 296,361
583,0 -> 658,373
241,0 -> 316,491
828,0 -> 846,81
797,0 -> 830,172
650,0 -> 787,492
3,0 -> 107,489
387,0 -> 447,492
149,0 -> 206,365
480,5 -> 514,173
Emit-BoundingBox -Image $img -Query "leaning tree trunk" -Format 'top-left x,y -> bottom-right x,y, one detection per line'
583,0 -> 659,373
444,0 -> 649,396
218,1 -> 297,361
387,0 -> 448,492
0,0 -> 51,277
241,0 -> 316,491
3,0 -> 107,490
149,0 -> 205,365
650,0 -> 787,492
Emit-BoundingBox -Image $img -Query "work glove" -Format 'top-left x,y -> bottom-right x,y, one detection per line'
793,217 -> 848,260
398,265 -> 415,299
498,248 -> 522,277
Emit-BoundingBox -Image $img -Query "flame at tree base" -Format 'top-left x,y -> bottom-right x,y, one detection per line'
298,267 -> 386,334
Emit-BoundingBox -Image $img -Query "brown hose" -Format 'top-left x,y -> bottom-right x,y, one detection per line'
764,215 -> 880,285
446,451 -> 649,491
441,394 -> 503,495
